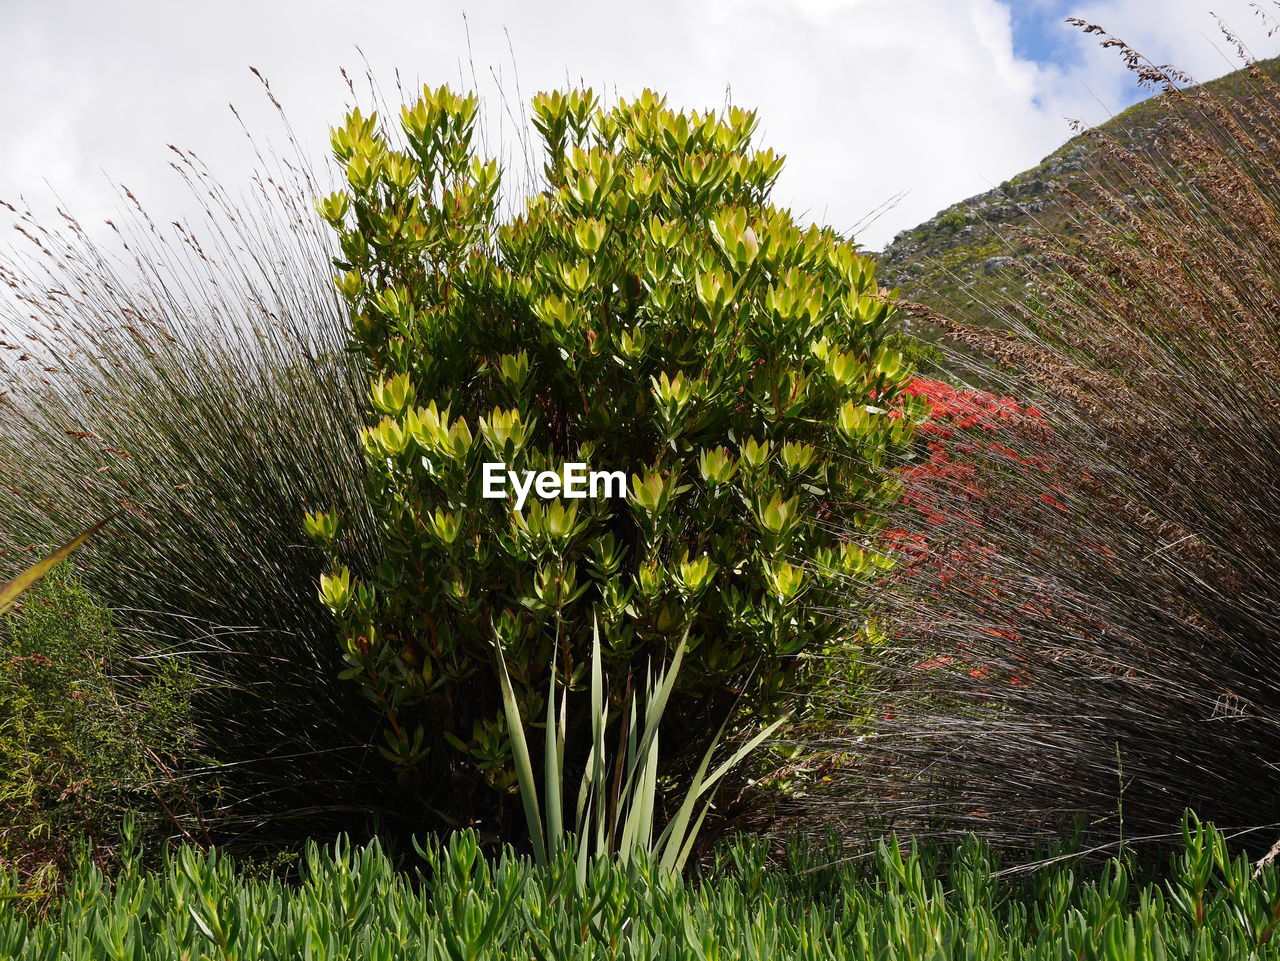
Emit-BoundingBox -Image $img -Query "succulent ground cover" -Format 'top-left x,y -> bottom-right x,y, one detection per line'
4,817 -> 1277,961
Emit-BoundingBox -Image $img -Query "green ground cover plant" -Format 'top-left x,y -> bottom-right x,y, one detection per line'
2,815 -> 1274,960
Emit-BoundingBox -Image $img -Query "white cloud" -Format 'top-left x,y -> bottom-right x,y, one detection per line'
0,0 -> 1276,252
1068,0 -> 1279,81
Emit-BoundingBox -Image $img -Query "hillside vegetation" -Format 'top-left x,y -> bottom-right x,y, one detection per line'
875,55 -> 1280,324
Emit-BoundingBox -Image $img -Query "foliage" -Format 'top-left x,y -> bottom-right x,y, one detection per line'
315,84 -> 918,827
0,568 -> 201,889
0,515 -> 112,617
809,42 -> 1280,851
0,127 -> 387,849
497,621 -> 786,876
934,209 -> 967,233
876,53 -> 1280,329
5,814 -> 1280,958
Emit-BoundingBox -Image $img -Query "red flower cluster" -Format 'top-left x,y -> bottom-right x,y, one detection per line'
886,377 -> 1049,546
902,377 -> 1041,429
879,377 -> 1057,703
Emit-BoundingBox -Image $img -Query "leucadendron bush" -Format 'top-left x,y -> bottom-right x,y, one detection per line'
312,85 -> 919,829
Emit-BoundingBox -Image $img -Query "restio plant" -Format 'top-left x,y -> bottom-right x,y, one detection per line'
806,39 -> 1280,852
0,138 -> 387,850
313,85 -> 918,823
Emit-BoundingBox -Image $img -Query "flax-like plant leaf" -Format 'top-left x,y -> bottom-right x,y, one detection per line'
0,514 -> 115,616
658,711 -> 791,875
499,614 -> 778,877
616,631 -> 689,826
494,637 -> 547,866
543,637 -> 564,857
576,620 -> 609,883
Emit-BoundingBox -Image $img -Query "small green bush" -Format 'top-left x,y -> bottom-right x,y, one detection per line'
313,86 -> 919,822
0,568 -> 203,883
936,209 -> 967,232
4,814 -> 1279,959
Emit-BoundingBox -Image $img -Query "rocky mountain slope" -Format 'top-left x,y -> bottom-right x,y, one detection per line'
875,56 -> 1280,326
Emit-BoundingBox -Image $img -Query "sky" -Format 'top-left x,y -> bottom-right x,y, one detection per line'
2,0 -> 1279,252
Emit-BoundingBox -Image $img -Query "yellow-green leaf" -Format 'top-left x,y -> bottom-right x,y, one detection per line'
0,514 -> 116,616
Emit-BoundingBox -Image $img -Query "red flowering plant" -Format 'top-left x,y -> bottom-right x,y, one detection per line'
877,376 -> 1061,701
776,377 -> 1051,726
758,375 -> 1058,800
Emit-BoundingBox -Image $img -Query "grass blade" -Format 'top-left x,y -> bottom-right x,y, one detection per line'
0,514 -> 115,616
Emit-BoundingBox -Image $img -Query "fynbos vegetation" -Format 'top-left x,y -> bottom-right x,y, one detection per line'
8,12 -> 1280,958
313,85 -> 917,831
803,29 -> 1280,854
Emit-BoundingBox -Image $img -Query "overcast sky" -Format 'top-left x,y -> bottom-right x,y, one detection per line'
3,0 -> 1279,251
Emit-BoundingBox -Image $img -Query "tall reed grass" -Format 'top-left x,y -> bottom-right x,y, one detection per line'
802,29 -> 1280,856
0,117 -> 387,847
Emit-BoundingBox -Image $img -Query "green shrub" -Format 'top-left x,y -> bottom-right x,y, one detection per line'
314,86 -> 919,824
936,209 -> 967,232
5,814 -> 1280,959
0,567 -> 202,885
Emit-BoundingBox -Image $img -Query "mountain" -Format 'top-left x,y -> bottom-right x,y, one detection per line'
875,56 -> 1280,327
